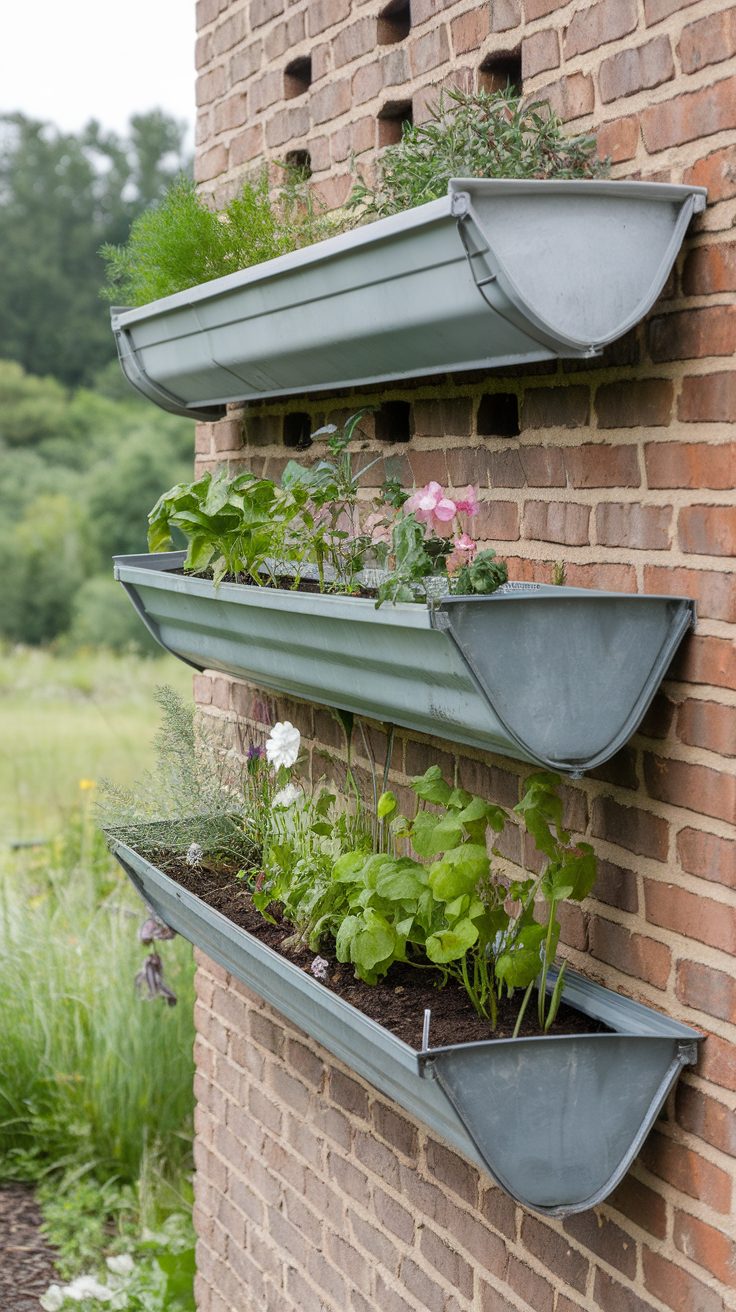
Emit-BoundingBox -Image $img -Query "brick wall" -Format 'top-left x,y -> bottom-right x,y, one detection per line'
191,1 -> 736,1309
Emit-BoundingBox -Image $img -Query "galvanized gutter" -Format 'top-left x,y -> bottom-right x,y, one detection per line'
114,840 -> 701,1216
113,552 -> 695,777
110,179 -> 706,417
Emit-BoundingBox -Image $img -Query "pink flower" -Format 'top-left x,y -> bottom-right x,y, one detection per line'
455,486 -> 480,517
363,510 -> 393,546
445,532 -> 477,575
405,482 -> 458,529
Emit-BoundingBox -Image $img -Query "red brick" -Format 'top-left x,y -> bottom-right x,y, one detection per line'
642,77 -> 736,153
596,115 -> 641,163
451,7 -> 490,54
679,504 -> 736,558
592,1268 -> 658,1312
685,145 -> 736,204
352,61 -> 383,105
645,877 -> 736,953
564,444 -> 641,488
680,8 -> 736,74
522,30 -> 560,80
520,1216 -> 588,1292
493,0 -> 521,29
212,9 -> 246,54
229,40 -> 262,86
564,0 -> 638,56
372,1102 -> 418,1158
419,1227 -> 474,1300
590,916 -> 671,989
646,752 -> 735,824
524,500 -> 590,545
646,438 -> 735,487
683,242 -> 736,297
672,633 -> 736,692
678,698 -> 736,757
562,561 -> 638,592
196,0 -> 224,26
649,306 -> 736,363
676,958 -> 736,1023
675,1209 -> 736,1286
642,1132 -> 732,1214
373,1188 -> 415,1244
523,386 -> 590,429
425,1139 -> 480,1206
645,564 -> 735,623
609,1175 -> 668,1240
676,1083 -> 736,1157
591,796 -> 669,861
539,73 -> 595,122
195,144 -> 229,183
644,0 -> 698,22
597,378 -> 673,428
410,26 -> 450,76
701,1033 -> 736,1094
474,500 -> 521,540
524,0 -> 565,16
229,124 -> 263,166
507,1257 -> 555,1312
564,1210 -> 637,1279
333,17 -> 376,67
599,36 -> 674,103
413,396 -> 473,438
311,79 -> 351,125
643,1245 -> 728,1312
307,0 -> 350,37
677,826 -> 735,890
594,857 -> 640,912
520,446 -> 567,486
596,503 -> 671,550
683,375 -> 736,431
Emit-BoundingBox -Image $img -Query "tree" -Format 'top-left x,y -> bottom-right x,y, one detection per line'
0,111 -> 190,387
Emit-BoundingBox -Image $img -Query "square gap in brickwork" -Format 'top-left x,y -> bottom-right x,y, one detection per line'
378,99 -> 414,147
375,400 -> 412,442
283,412 -> 313,450
285,149 -> 312,179
478,51 -> 522,93
377,0 -> 411,45
284,56 -> 312,100
477,392 -> 520,438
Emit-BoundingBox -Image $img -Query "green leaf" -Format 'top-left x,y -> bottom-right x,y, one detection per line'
377,790 -> 397,819
332,851 -> 367,883
374,862 -> 425,902
411,765 -> 451,805
335,914 -> 361,962
426,919 -> 479,963
411,811 -> 463,857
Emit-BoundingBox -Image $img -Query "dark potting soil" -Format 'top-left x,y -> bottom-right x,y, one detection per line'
173,566 -> 376,600
157,854 -> 608,1050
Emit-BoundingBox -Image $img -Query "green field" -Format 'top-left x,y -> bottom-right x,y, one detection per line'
0,645 -> 193,842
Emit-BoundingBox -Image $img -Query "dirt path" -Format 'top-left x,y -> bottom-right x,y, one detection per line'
0,1184 -> 58,1310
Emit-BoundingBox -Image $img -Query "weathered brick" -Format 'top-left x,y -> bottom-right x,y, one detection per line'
596,115 -> 641,163
643,564 -> 736,624
599,36 -> 674,103
506,1256 -> 555,1312
307,0 -> 350,37
594,1267 -> 660,1312
195,144 -> 229,183
685,144 -> 736,203
564,1210 -> 637,1279
410,26 -> 451,76
644,0 -> 698,23
522,29 -> 560,80
425,1139 -> 480,1206
564,0 -> 638,56
645,877 -> 736,953
250,0 -> 284,28
642,77 -> 736,152
676,958 -> 736,1023
677,826 -> 735,890
591,796 -> 669,861
679,8 -> 736,74
645,752 -> 736,824
311,79 -> 351,125
196,63 -> 227,105
333,17 -> 376,67
538,73 -> 594,121
596,502 -> 671,550
372,1102 -> 418,1158
564,444 -> 641,488
523,386 -> 590,429
493,0 -> 522,29
676,1083 -> 736,1157
474,500 -> 521,540
642,1134 -> 732,1214
679,504 -> 736,558
596,379 -> 673,428
523,500 -> 590,545
590,916 -> 671,989
609,1175 -> 668,1240
683,242 -> 736,297
649,306 -> 736,362
678,698 -> 736,757
594,857 -> 640,913
451,6 -> 490,54
643,1244 -> 729,1312
672,633 -> 736,692
520,1215 -> 588,1292
419,1227 -> 474,1300
646,438 -> 735,486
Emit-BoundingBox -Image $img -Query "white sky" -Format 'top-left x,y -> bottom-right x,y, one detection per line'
1,0 -> 196,142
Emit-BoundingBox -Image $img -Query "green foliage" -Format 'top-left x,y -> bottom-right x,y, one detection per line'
102,170 -> 331,307
0,111 -> 189,386
65,575 -> 160,656
453,549 -> 509,596
0,493 -> 92,645
349,87 -> 608,220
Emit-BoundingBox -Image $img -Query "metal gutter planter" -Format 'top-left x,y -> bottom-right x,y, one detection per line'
114,552 -> 695,777
111,179 -> 706,418
113,840 -> 702,1217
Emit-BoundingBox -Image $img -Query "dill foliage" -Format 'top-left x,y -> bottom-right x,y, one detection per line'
98,686 -> 254,864
348,87 -> 609,220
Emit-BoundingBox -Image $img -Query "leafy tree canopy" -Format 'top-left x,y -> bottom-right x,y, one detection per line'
0,111 -> 190,386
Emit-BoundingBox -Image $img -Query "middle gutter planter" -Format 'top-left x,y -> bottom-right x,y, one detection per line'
114,551 -> 695,777
110,178 -> 706,419
114,840 -> 701,1217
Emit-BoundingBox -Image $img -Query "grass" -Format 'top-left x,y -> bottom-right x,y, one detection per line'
0,648 -> 197,1309
0,645 -> 192,841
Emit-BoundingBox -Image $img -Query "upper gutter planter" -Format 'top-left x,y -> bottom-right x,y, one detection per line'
113,551 -> 695,777
110,179 -> 706,419
113,839 -> 701,1217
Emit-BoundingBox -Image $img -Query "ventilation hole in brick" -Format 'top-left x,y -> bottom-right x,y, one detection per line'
478,51 -> 522,93
477,393 -> 520,438
375,401 -> 412,443
378,100 -> 414,147
378,0 -> 411,44
284,56 -> 312,99
283,412 -> 313,450
284,148 -> 312,179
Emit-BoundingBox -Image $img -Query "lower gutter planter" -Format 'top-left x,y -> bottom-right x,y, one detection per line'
110,178 -> 706,418
114,551 -> 695,777
113,839 -> 701,1217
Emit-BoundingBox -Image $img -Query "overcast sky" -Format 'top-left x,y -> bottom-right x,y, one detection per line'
1,0 -> 196,140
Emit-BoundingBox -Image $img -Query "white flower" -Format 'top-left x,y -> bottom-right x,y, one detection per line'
40,1288 -> 65,1312
106,1254 -> 135,1278
185,842 -> 204,868
310,956 -> 330,982
266,721 -> 301,770
272,783 -> 302,809
64,1274 -> 115,1302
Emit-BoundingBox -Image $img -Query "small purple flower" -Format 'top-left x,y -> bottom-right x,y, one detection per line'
247,744 -> 264,762
139,916 -> 176,944
310,956 -> 330,983
135,952 -> 178,1006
